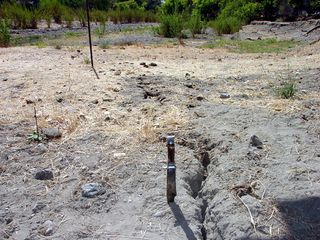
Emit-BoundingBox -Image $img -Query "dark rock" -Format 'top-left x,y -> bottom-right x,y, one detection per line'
114,70 -> 121,76
149,62 -> 157,66
81,183 -> 106,198
42,220 -> 55,236
35,169 -> 54,180
2,78 -> 8,82
26,99 -> 34,104
56,97 -> 63,103
32,202 -> 46,213
140,62 -> 146,66
220,93 -> 230,99
102,97 -> 114,102
185,83 -> 194,88
91,99 -> 99,104
250,135 -> 263,149
196,95 -> 204,101
41,128 -> 62,139
144,88 -> 160,98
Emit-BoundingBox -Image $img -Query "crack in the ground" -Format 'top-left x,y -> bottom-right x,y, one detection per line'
179,135 -> 221,240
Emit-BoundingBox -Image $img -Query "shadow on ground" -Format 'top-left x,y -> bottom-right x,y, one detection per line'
239,196 -> 320,240
169,202 -> 197,240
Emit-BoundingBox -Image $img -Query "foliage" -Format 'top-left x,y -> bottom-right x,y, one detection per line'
211,0 -> 261,34
161,0 -> 193,15
0,19 -> 10,47
39,0 -> 64,24
62,7 -> 74,28
277,82 -> 297,99
158,14 -> 184,38
194,0 -> 219,20
1,2 -> 40,29
94,23 -> 106,38
200,38 -> 298,53
28,131 -> 44,142
187,11 -> 204,36
210,16 -> 243,34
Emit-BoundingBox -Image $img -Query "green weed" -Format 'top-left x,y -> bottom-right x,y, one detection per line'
277,82 -> 297,99
159,14 -> 183,38
201,39 -> 298,53
0,19 -> 11,47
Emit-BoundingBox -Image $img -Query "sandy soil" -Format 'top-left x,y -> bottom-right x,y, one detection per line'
0,29 -> 320,240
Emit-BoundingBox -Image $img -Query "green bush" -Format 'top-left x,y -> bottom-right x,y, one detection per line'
40,0 -> 64,24
210,16 -> 243,35
211,0 -> 261,35
1,3 -> 35,29
107,9 -> 156,24
194,0 -> 219,20
62,7 -> 74,28
188,11 -> 204,37
277,82 -> 297,99
161,0 -> 193,15
75,8 -> 86,27
159,14 -> 184,38
0,19 -> 10,47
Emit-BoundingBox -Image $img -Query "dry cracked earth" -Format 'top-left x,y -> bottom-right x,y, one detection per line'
0,24 -> 320,240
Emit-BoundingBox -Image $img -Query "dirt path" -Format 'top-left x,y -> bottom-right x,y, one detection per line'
0,40 -> 320,240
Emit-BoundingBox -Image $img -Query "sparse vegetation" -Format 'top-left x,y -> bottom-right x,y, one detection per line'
201,39 -> 299,53
158,14 -> 184,38
277,82 -> 297,99
0,19 -> 10,47
99,41 -> 110,49
84,56 -> 90,64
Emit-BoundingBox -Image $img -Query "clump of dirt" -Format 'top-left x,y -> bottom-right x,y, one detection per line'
0,22 -> 320,240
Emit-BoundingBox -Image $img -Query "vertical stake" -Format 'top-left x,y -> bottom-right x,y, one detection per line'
85,0 -> 99,79
167,135 -> 176,203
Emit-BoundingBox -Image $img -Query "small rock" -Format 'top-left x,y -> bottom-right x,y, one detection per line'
31,143 -> 47,155
2,78 -> 8,81
114,70 -> 121,76
35,169 -> 54,180
250,135 -> 263,149
220,93 -> 230,99
41,128 -> 62,139
196,95 -> 204,101
82,183 -> 106,198
42,220 -> 55,236
185,83 -> 193,88
102,97 -> 114,102
149,62 -> 157,67
140,62 -> 146,66
26,99 -> 34,104
91,99 -> 99,104
32,202 -> 46,213
218,58 -> 222,62
113,153 -> 126,158
56,97 -> 63,103
154,211 -> 164,217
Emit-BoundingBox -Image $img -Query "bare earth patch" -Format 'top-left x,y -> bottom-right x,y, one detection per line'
0,34 -> 320,240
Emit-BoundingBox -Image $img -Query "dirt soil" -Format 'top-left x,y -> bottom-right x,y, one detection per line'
1,25 -> 320,240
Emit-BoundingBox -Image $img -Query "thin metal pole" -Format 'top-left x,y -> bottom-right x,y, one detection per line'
167,135 -> 176,203
85,0 -> 99,79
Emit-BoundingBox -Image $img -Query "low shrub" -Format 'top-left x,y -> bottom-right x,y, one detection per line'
62,7 -> 74,28
187,11 -> 205,37
277,82 -> 297,99
40,0 -> 64,24
159,14 -> 183,38
210,16 -> 243,35
0,19 -> 11,47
